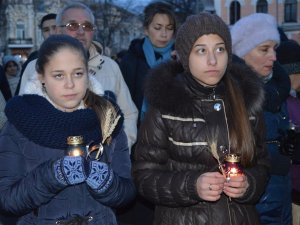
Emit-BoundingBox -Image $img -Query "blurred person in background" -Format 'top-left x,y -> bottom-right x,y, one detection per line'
277,39 -> 300,225
231,13 -> 292,225
119,1 -> 177,122
2,55 -> 20,97
15,13 -> 57,95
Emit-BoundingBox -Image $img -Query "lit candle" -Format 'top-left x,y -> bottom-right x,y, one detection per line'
223,154 -> 243,181
66,136 -> 85,156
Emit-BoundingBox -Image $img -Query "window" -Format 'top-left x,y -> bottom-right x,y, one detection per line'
256,0 -> 268,13
230,1 -> 241,25
16,21 -> 25,39
284,0 -> 297,22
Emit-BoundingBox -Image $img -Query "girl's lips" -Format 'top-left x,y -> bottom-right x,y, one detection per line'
63,94 -> 77,99
205,70 -> 220,75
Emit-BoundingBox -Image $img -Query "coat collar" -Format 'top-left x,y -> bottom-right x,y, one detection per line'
145,60 -> 264,116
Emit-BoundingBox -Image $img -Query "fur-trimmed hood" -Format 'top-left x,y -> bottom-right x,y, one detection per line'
144,60 -> 265,116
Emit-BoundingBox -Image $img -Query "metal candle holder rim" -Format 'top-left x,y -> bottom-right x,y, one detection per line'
224,153 -> 240,163
67,136 -> 84,145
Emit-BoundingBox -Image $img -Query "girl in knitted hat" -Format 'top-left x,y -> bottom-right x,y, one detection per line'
133,12 -> 269,225
0,34 -> 135,224
231,13 -> 292,225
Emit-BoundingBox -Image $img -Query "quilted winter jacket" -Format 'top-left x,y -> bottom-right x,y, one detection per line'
0,95 -> 136,224
133,61 -> 270,225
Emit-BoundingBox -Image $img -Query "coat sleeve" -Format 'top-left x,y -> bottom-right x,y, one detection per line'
0,124 -> 65,215
133,108 -> 202,207
110,59 -> 138,153
88,130 -> 136,208
18,59 -> 38,95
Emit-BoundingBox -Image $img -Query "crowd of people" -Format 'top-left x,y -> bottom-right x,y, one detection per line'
0,1 -> 299,225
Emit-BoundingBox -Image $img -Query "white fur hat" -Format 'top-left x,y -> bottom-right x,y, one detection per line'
231,13 -> 280,58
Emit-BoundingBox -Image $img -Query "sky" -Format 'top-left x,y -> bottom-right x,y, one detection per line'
117,0 -> 152,8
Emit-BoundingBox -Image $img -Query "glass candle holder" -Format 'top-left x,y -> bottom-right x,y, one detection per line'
223,154 -> 243,181
66,136 -> 86,157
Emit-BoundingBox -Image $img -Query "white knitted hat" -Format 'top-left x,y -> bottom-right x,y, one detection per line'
231,13 -> 280,58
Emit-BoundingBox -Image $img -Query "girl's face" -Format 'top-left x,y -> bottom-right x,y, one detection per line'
144,13 -> 174,48
38,48 -> 88,112
189,34 -> 228,87
243,40 -> 277,77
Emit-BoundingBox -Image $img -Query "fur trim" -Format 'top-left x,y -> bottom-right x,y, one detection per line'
144,60 -> 193,115
145,60 -> 264,116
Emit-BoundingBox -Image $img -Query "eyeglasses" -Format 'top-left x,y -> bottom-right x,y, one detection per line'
60,22 -> 95,32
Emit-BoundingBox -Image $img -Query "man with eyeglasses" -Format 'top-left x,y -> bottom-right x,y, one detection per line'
18,2 -> 138,152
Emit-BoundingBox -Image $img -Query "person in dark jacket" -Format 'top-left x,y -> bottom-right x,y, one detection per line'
0,34 -> 135,224
277,39 -> 300,225
133,13 -> 269,225
231,13 -> 292,225
118,3 -> 177,224
119,1 -> 177,122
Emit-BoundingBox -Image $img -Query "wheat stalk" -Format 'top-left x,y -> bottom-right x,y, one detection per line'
96,108 -> 121,160
210,140 -> 226,178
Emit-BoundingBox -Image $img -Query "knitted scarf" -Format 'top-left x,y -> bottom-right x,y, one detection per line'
5,94 -> 102,150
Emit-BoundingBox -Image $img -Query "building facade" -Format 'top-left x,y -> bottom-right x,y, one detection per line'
216,0 -> 300,43
1,0 -> 299,63
0,0 -> 143,62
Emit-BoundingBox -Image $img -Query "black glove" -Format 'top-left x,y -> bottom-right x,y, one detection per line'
278,129 -> 299,157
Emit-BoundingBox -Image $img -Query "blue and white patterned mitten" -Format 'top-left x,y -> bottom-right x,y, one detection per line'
86,161 -> 114,193
53,156 -> 87,185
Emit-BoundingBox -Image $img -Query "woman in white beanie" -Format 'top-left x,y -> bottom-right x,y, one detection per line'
231,13 -> 292,225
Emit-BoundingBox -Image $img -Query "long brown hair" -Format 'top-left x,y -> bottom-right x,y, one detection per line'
84,89 -> 119,136
224,74 -> 255,167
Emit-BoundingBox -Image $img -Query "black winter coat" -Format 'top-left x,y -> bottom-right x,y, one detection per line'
119,38 -> 150,114
133,61 -> 270,225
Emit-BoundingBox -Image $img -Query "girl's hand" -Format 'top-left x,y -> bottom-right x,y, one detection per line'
223,174 -> 249,198
196,172 -> 226,201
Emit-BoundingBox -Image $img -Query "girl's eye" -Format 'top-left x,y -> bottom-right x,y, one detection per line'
260,48 -> 268,52
167,26 -> 174,31
154,26 -> 162,30
216,46 -> 225,53
197,48 -> 206,54
74,72 -> 84,77
54,74 -> 63,79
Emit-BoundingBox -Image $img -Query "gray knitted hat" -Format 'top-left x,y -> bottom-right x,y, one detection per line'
175,13 -> 232,71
